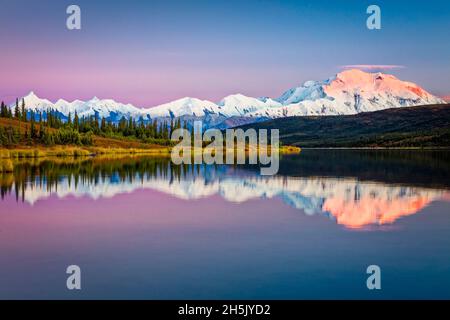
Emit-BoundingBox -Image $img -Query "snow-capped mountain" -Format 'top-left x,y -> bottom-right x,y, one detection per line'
245,69 -> 444,119
15,91 -> 146,122
9,69 -> 445,128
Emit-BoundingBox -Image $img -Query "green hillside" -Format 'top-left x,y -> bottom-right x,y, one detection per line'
238,104 -> 450,148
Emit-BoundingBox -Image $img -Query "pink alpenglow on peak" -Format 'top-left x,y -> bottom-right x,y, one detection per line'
324,69 -> 436,101
9,70 -> 446,128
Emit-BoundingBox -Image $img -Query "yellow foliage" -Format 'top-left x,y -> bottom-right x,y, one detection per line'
0,159 -> 14,172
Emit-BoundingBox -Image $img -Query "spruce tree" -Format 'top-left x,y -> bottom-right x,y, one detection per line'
31,119 -> 37,139
74,111 -> 79,131
101,117 -> 106,132
21,98 -> 26,121
14,99 -> 20,119
0,101 -> 5,117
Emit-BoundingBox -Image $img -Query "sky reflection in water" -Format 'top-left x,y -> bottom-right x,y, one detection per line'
0,150 -> 449,299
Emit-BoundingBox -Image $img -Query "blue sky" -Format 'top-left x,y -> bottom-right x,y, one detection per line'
1,0 -> 449,105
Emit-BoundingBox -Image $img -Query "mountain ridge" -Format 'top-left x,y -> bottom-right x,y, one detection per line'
7,69 -> 445,128
238,104 -> 450,148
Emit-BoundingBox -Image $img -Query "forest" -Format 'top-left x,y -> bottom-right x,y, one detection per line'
0,98 -> 181,147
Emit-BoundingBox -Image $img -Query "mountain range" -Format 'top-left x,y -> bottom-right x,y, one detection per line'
9,69 -> 445,128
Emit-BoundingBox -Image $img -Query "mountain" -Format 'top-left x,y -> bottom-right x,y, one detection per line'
8,69 -> 445,128
264,69 -> 444,116
15,91 -> 146,122
238,104 -> 450,148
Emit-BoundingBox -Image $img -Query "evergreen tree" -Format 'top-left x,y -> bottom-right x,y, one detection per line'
94,113 -> 99,132
152,119 -> 158,138
13,128 -> 20,144
101,117 -> 106,132
119,117 -> 127,132
30,119 -> 37,139
39,122 -> 45,140
14,99 -> 20,119
0,101 -> 6,117
21,98 -> 26,121
74,111 -> 79,130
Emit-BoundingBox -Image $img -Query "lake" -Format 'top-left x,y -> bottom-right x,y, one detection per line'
1,150 -> 449,299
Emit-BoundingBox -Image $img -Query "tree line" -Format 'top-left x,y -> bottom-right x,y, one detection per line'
0,98 -> 184,147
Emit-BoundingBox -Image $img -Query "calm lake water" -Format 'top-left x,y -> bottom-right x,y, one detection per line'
1,150 -> 449,299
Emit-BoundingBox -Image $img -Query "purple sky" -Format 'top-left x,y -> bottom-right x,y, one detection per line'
1,0 -> 449,106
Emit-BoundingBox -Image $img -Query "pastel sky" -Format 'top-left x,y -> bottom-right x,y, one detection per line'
1,0 -> 449,106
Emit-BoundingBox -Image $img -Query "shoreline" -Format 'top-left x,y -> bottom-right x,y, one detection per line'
0,146 -> 171,158
0,145 -> 301,173
297,147 -> 450,150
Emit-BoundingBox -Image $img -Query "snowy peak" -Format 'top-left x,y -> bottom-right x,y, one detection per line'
143,97 -> 218,118
323,69 -> 438,102
25,91 -> 38,99
217,94 -> 282,116
254,69 -> 445,118
20,91 -> 54,110
276,80 -> 329,105
9,70 -> 445,127
23,91 -> 46,103
276,69 -> 442,107
14,92 -> 145,121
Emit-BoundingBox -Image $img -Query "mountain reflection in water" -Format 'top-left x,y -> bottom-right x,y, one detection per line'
1,150 -> 449,229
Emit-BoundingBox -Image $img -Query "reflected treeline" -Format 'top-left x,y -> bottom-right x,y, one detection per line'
0,156 -> 225,203
1,152 -> 449,229
2,150 -> 450,204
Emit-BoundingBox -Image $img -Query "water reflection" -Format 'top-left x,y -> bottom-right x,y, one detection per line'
1,150 -> 449,229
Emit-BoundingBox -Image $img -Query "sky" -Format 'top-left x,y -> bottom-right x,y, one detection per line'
1,0 -> 449,106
